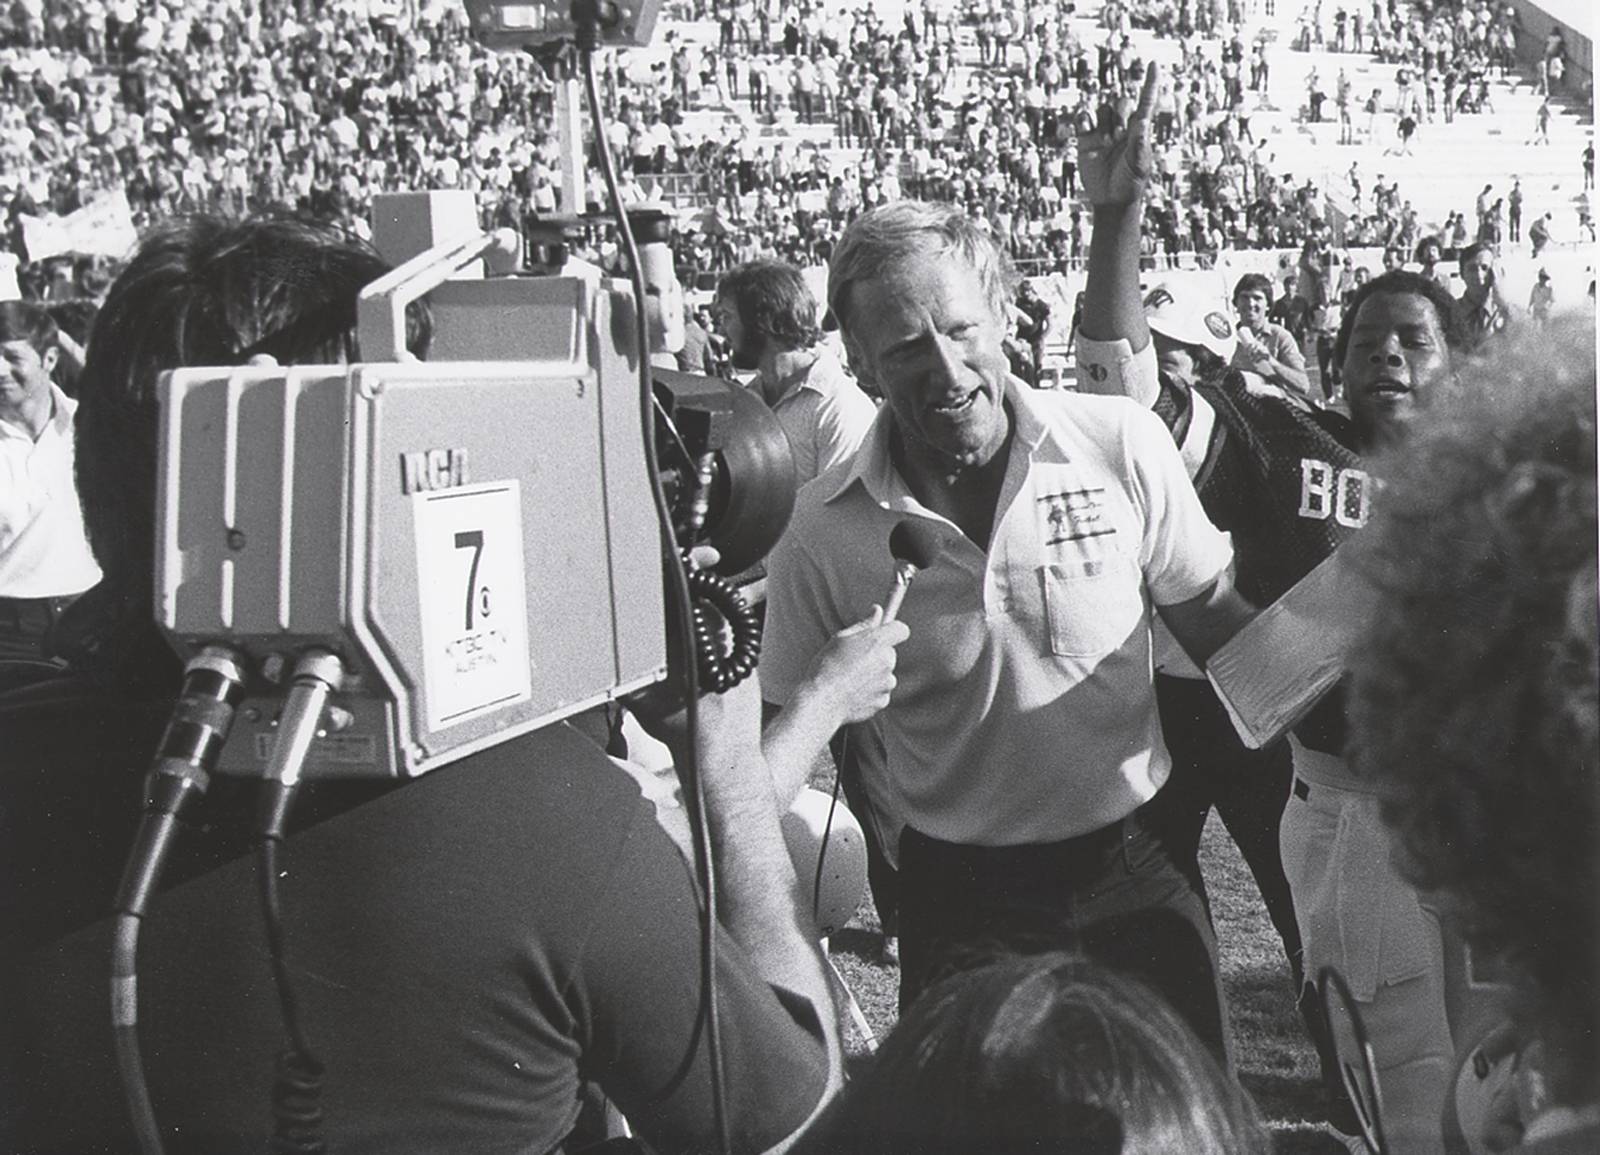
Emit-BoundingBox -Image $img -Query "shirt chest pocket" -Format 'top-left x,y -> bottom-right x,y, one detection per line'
1040,557 -> 1146,658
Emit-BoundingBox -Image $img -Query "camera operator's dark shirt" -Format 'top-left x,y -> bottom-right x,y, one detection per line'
2,681 -> 827,1154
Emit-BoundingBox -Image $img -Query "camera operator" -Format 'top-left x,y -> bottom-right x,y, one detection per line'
1,215 -> 841,1155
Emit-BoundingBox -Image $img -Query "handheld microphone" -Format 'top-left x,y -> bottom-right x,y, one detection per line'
883,520 -> 944,623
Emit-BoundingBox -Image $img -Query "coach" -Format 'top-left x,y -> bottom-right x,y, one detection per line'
759,200 -> 1257,1061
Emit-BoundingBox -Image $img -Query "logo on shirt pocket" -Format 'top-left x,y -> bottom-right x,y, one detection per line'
1037,488 -> 1115,547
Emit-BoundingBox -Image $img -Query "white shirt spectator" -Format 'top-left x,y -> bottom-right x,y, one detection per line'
0,384 -> 101,599
761,346 -> 877,486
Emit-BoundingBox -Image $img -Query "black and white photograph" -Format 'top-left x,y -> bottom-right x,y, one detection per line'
2,0 -> 1595,1151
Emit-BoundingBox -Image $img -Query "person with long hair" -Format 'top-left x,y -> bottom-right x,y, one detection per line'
797,953 -> 1271,1155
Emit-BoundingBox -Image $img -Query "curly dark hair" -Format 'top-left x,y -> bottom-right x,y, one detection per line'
1331,268 -> 1463,370
1347,318 -> 1598,1107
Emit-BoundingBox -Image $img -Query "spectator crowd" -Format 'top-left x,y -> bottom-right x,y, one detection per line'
0,0 -> 1582,303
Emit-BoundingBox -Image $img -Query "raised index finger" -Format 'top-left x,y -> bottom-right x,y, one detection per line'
1133,61 -> 1160,126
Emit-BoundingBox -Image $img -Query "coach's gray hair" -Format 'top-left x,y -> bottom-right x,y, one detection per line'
827,201 -> 1017,339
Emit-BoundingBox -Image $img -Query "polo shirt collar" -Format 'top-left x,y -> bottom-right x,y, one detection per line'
0,382 -> 73,442
45,383 -> 75,435
824,375 -> 1069,507
765,346 -> 832,407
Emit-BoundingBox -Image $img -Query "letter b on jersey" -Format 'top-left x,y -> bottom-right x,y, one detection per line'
1299,459 -> 1371,528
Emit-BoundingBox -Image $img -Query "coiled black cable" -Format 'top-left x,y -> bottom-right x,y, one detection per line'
577,18 -> 729,1154
686,566 -> 761,693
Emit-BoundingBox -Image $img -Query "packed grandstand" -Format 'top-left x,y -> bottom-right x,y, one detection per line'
0,0 -> 1592,381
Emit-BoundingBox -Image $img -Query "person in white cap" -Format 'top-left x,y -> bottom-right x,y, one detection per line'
1139,279 -> 1240,390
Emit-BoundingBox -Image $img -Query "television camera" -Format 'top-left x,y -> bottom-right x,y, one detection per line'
153,195 -> 795,782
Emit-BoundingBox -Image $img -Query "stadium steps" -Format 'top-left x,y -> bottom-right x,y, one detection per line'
648,2 -> 1591,252
1250,15 -> 1593,241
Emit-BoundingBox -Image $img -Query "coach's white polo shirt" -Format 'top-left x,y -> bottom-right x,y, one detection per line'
762,378 -> 1231,846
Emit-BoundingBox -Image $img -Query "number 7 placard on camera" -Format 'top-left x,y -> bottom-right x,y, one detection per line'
412,480 -> 533,733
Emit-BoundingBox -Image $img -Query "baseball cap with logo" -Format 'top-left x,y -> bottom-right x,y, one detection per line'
1143,283 -> 1238,361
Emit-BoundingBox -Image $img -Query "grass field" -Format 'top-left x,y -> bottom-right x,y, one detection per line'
823,812 -> 1348,1153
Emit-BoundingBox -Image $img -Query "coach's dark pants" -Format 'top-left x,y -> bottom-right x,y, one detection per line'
896,805 -> 1231,1067
1146,674 -> 1303,987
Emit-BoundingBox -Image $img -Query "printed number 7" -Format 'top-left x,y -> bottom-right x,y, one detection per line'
454,530 -> 484,631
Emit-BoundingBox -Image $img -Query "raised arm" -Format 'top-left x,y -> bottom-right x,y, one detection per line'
1078,64 -> 1159,354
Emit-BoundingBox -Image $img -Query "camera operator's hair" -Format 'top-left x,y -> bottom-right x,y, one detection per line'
0,299 -> 60,354
797,953 -> 1270,1155
716,259 -> 822,353
76,216 -> 430,647
827,200 -> 1016,339
1348,320 -> 1598,1109
1332,269 -> 1462,369
1232,273 -> 1274,303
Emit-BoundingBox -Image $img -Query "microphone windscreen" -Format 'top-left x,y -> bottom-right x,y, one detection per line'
889,520 -> 943,570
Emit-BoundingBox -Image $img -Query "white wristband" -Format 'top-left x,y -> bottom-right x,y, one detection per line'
1074,336 -> 1161,409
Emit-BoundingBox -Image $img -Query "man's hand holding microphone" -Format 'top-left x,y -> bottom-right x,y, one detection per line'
762,519 -> 941,806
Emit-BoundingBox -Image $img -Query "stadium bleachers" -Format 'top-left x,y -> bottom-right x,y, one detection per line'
0,0 -> 1592,311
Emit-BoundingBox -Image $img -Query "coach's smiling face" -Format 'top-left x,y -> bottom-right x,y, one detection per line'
845,254 -> 1013,476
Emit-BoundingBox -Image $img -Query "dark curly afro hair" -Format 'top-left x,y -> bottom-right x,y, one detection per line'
1347,317 -> 1598,1107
